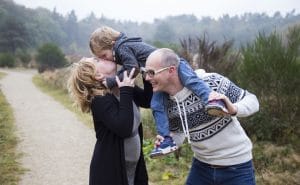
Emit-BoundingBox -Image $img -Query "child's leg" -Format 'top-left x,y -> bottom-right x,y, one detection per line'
151,92 -> 170,137
150,92 -> 178,158
177,59 -> 211,104
177,59 -> 229,116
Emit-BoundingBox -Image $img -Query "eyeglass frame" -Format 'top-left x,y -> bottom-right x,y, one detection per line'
141,66 -> 173,78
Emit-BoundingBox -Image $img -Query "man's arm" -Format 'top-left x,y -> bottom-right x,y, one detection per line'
233,91 -> 259,117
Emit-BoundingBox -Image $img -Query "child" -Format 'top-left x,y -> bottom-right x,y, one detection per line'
89,26 -> 228,158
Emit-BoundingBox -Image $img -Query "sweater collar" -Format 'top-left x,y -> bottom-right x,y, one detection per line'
170,87 -> 191,102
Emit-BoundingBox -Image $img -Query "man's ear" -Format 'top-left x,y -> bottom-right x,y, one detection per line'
169,66 -> 176,73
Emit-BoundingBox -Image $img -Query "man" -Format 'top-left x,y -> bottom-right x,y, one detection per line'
144,48 -> 259,185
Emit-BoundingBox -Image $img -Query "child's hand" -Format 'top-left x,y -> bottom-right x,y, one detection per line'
116,68 -> 136,87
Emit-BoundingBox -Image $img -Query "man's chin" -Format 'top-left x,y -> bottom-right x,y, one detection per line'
152,86 -> 160,92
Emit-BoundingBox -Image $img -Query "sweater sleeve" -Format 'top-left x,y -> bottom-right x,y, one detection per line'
171,132 -> 186,147
91,86 -> 134,138
234,90 -> 259,117
106,47 -> 140,89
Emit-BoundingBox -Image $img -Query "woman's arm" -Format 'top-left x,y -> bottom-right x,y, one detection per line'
133,79 -> 153,108
91,69 -> 137,138
91,87 -> 134,138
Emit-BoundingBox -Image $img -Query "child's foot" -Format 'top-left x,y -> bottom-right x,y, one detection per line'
206,99 -> 229,117
150,136 -> 178,158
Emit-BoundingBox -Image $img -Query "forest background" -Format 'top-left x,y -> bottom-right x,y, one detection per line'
0,0 -> 299,184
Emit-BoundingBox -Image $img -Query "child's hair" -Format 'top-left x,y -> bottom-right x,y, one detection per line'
67,58 -> 110,113
89,26 -> 121,56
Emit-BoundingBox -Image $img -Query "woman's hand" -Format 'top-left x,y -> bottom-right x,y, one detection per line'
116,68 -> 136,87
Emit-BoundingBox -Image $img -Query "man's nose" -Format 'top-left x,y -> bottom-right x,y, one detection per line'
145,74 -> 151,81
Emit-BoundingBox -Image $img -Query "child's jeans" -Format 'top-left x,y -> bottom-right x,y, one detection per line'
151,59 -> 212,136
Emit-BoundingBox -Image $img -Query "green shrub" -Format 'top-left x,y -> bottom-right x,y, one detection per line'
36,43 -> 67,73
16,49 -> 31,67
0,53 -> 16,68
179,34 -> 240,79
237,26 -> 300,145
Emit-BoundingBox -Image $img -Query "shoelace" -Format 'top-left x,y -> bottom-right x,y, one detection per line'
174,97 -> 191,143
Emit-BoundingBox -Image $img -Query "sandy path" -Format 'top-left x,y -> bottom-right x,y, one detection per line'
0,69 -> 95,185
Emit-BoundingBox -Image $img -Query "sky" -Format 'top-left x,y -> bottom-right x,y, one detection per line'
13,0 -> 300,23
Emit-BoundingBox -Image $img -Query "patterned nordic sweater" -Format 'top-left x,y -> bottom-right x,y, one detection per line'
168,72 -> 259,166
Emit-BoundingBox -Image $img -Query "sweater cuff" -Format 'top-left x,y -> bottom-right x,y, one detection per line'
120,86 -> 134,93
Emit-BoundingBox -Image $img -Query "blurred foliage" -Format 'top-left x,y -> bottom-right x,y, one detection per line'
0,52 -> 16,67
179,33 -> 240,79
253,142 -> 300,185
237,25 -> 300,147
36,43 -> 67,73
15,49 -> 31,67
0,0 -> 299,55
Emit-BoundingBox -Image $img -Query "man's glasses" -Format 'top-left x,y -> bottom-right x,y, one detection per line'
141,66 -> 172,78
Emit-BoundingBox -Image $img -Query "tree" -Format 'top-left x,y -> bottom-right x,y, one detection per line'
153,22 -> 175,43
179,33 -> 240,78
64,10 -> 79,53
16,49 -> 31,67
0,16 -> 28,53
36,43 -> 67,73
237,26 -> 300,145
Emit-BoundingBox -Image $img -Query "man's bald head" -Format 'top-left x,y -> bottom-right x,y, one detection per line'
147,48 -> 180,67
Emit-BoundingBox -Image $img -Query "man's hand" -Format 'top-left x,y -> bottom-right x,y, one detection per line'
208,91 -> 237,115
154,135 -> 164,148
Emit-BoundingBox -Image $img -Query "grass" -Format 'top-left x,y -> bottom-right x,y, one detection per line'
252,141 -> 300,185
32,74 -> 93,128
0,71 -> 6,79
0,72 -> 25,185
32,72 -> 300,185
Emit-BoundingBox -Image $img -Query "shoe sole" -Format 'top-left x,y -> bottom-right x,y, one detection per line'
150,146 -> 178,159
206,106 -> 229,117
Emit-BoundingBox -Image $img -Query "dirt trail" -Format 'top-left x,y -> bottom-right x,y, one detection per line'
0,69 -> 95,185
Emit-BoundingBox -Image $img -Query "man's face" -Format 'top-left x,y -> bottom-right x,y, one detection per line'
144,57 -> 171,92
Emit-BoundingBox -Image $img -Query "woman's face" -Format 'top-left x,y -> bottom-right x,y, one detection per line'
85,57 -> 117,78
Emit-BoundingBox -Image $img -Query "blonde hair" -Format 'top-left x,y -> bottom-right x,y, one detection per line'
67,58 -> 110,113
89,26 -> 121,56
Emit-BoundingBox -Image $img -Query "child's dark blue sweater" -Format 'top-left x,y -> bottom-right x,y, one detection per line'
106,33 -> 156,88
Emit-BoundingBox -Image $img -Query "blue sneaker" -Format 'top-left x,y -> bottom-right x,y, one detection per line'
150,136 -> 178,158
206,99 -> 229,117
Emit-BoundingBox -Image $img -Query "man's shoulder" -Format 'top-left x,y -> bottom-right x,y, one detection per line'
195,69 -> 224,79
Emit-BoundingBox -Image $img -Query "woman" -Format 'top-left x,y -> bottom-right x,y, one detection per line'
68,57 -> 152,185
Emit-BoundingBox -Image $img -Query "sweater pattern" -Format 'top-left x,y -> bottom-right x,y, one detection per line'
168,73 -> 244,142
